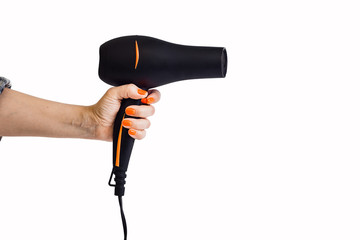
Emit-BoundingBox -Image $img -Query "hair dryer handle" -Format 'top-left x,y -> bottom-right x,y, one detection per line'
110,98 -> 142,196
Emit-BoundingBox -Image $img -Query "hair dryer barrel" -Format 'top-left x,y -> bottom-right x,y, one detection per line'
99,35 -> 227,89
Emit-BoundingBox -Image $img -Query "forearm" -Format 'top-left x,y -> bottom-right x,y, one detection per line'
0,88 -> 96,139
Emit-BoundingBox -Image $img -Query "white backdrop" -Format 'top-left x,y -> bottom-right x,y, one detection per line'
1,0 -> 360,239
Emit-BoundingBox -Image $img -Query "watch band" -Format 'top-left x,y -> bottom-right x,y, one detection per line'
0,76 -> 12,94
0,76 -> 11,141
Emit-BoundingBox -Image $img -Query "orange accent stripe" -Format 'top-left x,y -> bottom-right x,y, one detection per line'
115,114 -> 126,167
135,40 -> 139,69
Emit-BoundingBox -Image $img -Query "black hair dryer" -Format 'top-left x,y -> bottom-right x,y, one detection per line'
98,35 -> 227,240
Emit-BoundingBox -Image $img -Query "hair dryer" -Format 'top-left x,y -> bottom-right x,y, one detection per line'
98,35 -> 227,239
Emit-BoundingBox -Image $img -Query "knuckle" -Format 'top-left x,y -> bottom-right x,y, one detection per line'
127,83 -> 136,89
149,105 -> 155,116
140,131 -> 146,140
155,90 -> 161,100
126,84 -> 135,96
128,84 -> 141,99
141,119 -> 150,129
107,87 -> 116,95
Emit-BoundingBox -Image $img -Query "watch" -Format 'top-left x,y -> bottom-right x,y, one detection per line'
0,76 -> 11,141
0,76 -> 12,94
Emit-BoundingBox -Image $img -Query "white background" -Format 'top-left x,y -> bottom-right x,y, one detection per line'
1,0 -> 360,239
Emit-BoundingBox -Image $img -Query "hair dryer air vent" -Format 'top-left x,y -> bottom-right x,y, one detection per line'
221,48 -> 228,77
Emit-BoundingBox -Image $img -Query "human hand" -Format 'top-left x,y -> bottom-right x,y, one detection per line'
89,84 -> 161,141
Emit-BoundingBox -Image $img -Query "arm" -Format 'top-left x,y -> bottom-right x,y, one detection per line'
0,84 -> 160,141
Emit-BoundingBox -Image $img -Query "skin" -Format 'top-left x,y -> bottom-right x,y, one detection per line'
0,84 -> 161,141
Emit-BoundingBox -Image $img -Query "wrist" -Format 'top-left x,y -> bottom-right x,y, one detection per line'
84,105 -> 113,141
75,105 -> 98,140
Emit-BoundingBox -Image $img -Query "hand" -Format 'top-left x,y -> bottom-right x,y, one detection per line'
89,84 -> 161,141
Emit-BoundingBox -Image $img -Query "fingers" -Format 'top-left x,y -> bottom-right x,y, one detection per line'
123,105 -> 154,140
122,118 -> 151,130
124,88 -> 160,118
128,129 -> 146,140
125,104 -> 155,118
141,89 -> 161,104
122,119 -> 149,140
108,84 -> 160,140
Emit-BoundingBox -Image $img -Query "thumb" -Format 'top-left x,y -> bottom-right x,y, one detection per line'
108,84 -> 148,101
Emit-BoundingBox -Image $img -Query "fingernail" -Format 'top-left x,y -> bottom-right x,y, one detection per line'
125,107 -> 136,115
122,119 -> 132,127
129,129 -> 137,135
146,97 -> 154,104
141,98 -> 147,104
138,89 -> 147,95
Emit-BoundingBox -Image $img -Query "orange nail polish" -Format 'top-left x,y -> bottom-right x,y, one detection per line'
129,129 -> 137,135
138,89 -> 147,95
141,98 -> 147,104
146,97 -> 154,104
122,119 -> 132,127
125,107 -> 136,115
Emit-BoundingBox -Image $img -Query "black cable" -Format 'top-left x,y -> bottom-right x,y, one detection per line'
108,169 -> 127,239
118,196 -> 127,240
